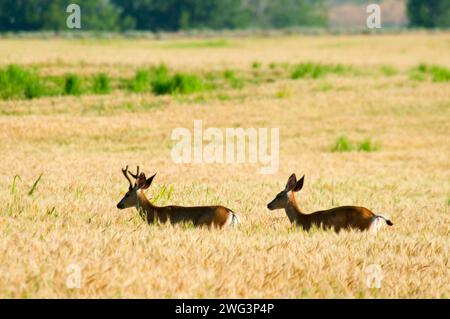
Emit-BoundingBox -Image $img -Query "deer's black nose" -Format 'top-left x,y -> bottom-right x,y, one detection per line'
116,203 -> 122,209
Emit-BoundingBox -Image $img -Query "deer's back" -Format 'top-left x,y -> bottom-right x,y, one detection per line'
308,206 -> 375,231
157,205 -> 232,227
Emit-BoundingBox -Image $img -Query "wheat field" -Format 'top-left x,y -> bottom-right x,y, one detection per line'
0,33 -> 449,298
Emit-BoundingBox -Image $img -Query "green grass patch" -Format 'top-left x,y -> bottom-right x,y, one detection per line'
0,61 -> 405,101
151,64 -> 205,95
92,73 -> 110,94
429,65 -> 450,82
291,62 -> 351,79
149,64 -> 172,94
168,73 -> 204,94
410,64 -> 450,82
64,74 -> 83,95
128,69 -> 152,93
357,139 -> 380,152
129,64 -> 204,95
223,70 -> 244,89
332,136 -> 380,152
332,135 -> 354,152
251,61 -> 261,69
0,64 -> 46,99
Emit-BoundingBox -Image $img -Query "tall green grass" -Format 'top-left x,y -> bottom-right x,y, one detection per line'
1,64 -> 206,99
148,64 -> 171,94
128,69 -> 152,93
168,73 -> 204,94
64,74 -> 83,95
127,64 -> 205,95
291,63 -> 351,79
358,139 -> 380,152
428,65 -> 450,82
0,65 -> 46,99
332,136 -> 380,152
150,64 -> 204,95
410,64 -> 450,82
151,72 -> 204,95
3,61 -> 446,101
332,136 -> 353,152
92,73 -> 110,94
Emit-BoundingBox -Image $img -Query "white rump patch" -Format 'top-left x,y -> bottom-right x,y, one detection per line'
232,213 -> 240,226
226,211 -> 240,227
369,217 -> 383,234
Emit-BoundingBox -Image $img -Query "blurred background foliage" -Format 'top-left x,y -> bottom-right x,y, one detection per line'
0,0 -> 448,32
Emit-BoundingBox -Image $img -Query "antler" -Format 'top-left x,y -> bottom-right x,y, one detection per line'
128,166 -> 140,179
121,165 -> 133,188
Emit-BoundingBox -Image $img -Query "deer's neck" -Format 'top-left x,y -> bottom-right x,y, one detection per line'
285,193 -> 308,226
136,191 -> 158,223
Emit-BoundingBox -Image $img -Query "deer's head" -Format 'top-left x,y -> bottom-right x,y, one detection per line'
116,166 -> 156,209
267,173 -> 304,210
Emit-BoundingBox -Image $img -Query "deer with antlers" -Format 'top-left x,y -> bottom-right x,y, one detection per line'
116,166 -> 240,228
267,174 -> 393,233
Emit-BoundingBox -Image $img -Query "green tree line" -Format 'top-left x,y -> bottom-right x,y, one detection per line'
0,0 -> 448,31
407,0 -> 450,28
0,0 -> 327,31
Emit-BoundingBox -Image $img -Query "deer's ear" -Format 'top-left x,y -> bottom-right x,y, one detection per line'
136,173 -> 146,189
285,173 -> 297,191
141,173 -> 157,190
293,175 -> 304,192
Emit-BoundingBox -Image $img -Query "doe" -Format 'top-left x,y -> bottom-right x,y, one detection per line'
267,174 -> 393,232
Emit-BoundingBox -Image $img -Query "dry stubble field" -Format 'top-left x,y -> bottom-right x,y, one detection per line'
0,33 -> 449,298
